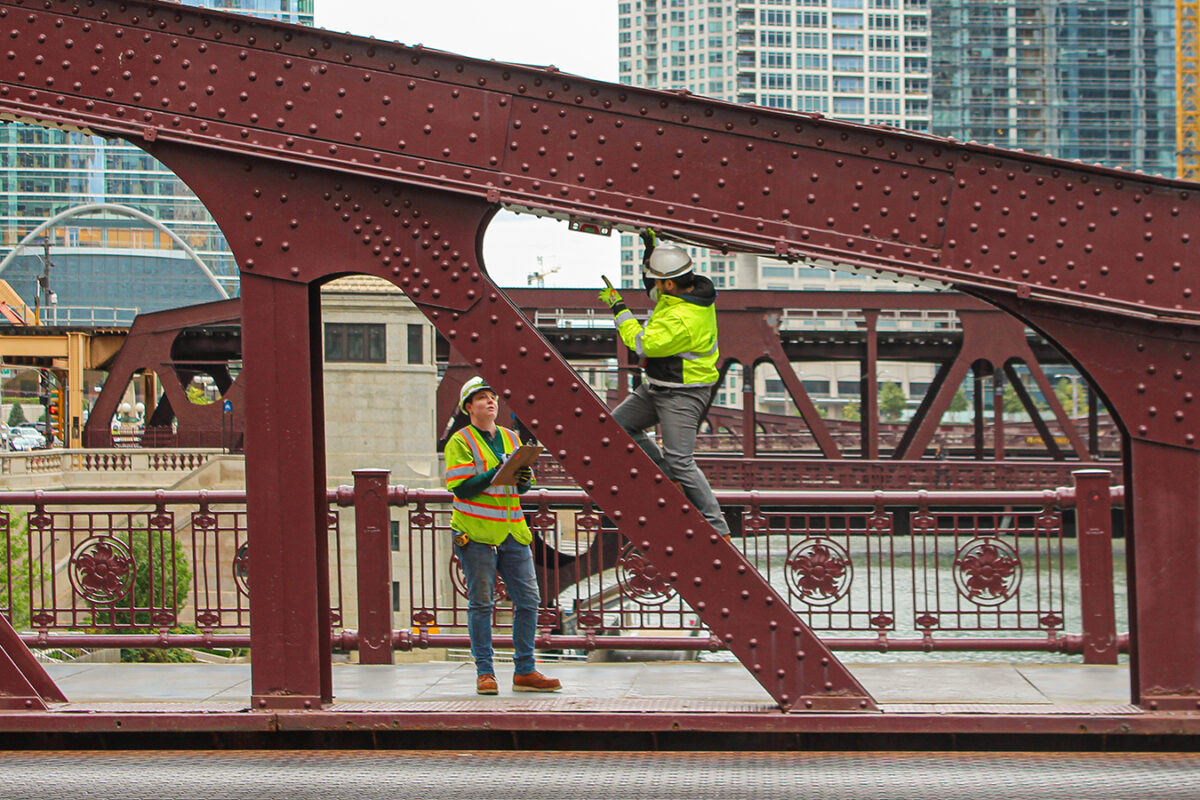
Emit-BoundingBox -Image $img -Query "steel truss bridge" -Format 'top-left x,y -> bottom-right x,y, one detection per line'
0,0 -> 1196,735
78,288 -> 1121,491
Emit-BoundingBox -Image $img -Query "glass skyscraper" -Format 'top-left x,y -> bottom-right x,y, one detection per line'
0,0 -> 315,321
931,0 -> 1176,175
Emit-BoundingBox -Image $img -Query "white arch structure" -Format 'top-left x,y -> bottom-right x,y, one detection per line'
0,202 -> 230,299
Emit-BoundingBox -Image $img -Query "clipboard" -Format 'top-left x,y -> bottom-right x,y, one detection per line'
491,445 -> 543,485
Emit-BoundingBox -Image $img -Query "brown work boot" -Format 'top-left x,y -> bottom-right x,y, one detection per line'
476,674 -> 498,695
512,670 -> 562,692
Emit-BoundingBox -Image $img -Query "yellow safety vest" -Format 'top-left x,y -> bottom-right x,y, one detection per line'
443,425 -> 533,546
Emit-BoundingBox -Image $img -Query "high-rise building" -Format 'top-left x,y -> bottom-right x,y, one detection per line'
931,0 -> 1176,176
0,1 -> 315,323
617,0 -> 933,291
617,0 -> 941,418
617,1 -> 1171,421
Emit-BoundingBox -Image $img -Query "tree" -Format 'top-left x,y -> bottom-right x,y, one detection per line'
87,528 -> 195,662
185,384 -> 213,405
842,401 -> 861,421
1055,378 -> 1087,418
948,390 -> 969,414
6,403 -> 25,427
0,509 -> 45,629
879,381 -> 907,421
1003,380 -> 1047,417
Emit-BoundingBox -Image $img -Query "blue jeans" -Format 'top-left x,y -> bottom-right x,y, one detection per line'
453,534 -> 541,677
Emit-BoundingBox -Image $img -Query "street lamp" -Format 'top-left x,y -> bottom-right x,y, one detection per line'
1052,373 -> 1083,418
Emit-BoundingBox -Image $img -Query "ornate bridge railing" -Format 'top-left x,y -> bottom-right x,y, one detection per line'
0,488 -> 345,650
1,470 -> 1120,664
394,470 -> 1122,663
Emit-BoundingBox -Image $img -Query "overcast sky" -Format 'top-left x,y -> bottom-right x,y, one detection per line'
314,2 -> 621,289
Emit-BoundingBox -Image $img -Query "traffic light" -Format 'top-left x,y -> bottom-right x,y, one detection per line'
47,387 -> 63,444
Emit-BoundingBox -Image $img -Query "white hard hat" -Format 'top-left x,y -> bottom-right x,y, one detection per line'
643,244 -> 694,280
459,376 -> 494,409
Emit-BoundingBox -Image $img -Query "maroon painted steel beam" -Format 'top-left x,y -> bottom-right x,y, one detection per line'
0,2 -> 1190,321
0,613 -> 63,709
0,0 -> 1188,710
861,310 -> 880,460
352,469 -> 394,664
147,139 -> 874,709
240,273 -> 332,709
1074,469 -> 1119,665
717,311 -> 841,457
12,632 -> 1123,656
83,298 -> 245,448
502,289 -> 993,312
1003,362 -> 1065,460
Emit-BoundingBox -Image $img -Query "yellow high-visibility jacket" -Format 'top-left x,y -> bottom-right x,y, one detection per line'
613,275 -> 720,387
444,424 -> 533,545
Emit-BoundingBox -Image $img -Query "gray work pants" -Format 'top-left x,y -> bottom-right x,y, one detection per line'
611,382 -> 731,536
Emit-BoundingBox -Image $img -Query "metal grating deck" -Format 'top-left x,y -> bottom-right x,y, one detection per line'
0,750 -> 1198,800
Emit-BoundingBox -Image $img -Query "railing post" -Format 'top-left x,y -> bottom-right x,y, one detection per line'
1073,468 -> 1117,665
353,469 -> 394,664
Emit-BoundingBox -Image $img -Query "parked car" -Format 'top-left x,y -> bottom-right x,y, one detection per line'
9,427 -> 45,450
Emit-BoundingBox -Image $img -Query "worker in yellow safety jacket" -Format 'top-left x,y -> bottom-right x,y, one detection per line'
598,231 -> 731,537
443,376 -> 561,696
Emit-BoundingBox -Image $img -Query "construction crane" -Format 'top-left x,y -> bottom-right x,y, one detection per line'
527,256 -> 560,288
1179,0 -> 1200,179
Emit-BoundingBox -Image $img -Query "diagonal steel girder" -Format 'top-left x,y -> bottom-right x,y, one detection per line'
1,0 -> 1199,710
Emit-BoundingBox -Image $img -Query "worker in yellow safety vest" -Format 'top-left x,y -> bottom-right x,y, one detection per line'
443,376 -> 561,696
598,231 -> 731,538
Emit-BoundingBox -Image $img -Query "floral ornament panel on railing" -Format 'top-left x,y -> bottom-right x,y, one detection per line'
746,510 -> 896,632
785,539 -> 854,607
69,536 -> 136,604
911,510 -> 1065,632
22,511 -> 181,629
953,537 -> 1023,606
616,543 -> 677,607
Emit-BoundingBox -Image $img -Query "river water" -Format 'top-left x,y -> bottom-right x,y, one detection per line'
697,535 -> 1129,664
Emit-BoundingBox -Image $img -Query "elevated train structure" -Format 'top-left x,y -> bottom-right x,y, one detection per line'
0,0 -> 1194,729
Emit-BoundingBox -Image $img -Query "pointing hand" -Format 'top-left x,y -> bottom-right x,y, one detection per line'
598,285 -> 624,308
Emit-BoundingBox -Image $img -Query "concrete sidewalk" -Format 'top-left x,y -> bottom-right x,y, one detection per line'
43,660 -> 1132,709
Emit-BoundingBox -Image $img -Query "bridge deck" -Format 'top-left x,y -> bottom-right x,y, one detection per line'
5,659 -> 1188,744
42,659 -> 1130,708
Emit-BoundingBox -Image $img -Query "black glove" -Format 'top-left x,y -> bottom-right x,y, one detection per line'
515,466 -> 533,484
